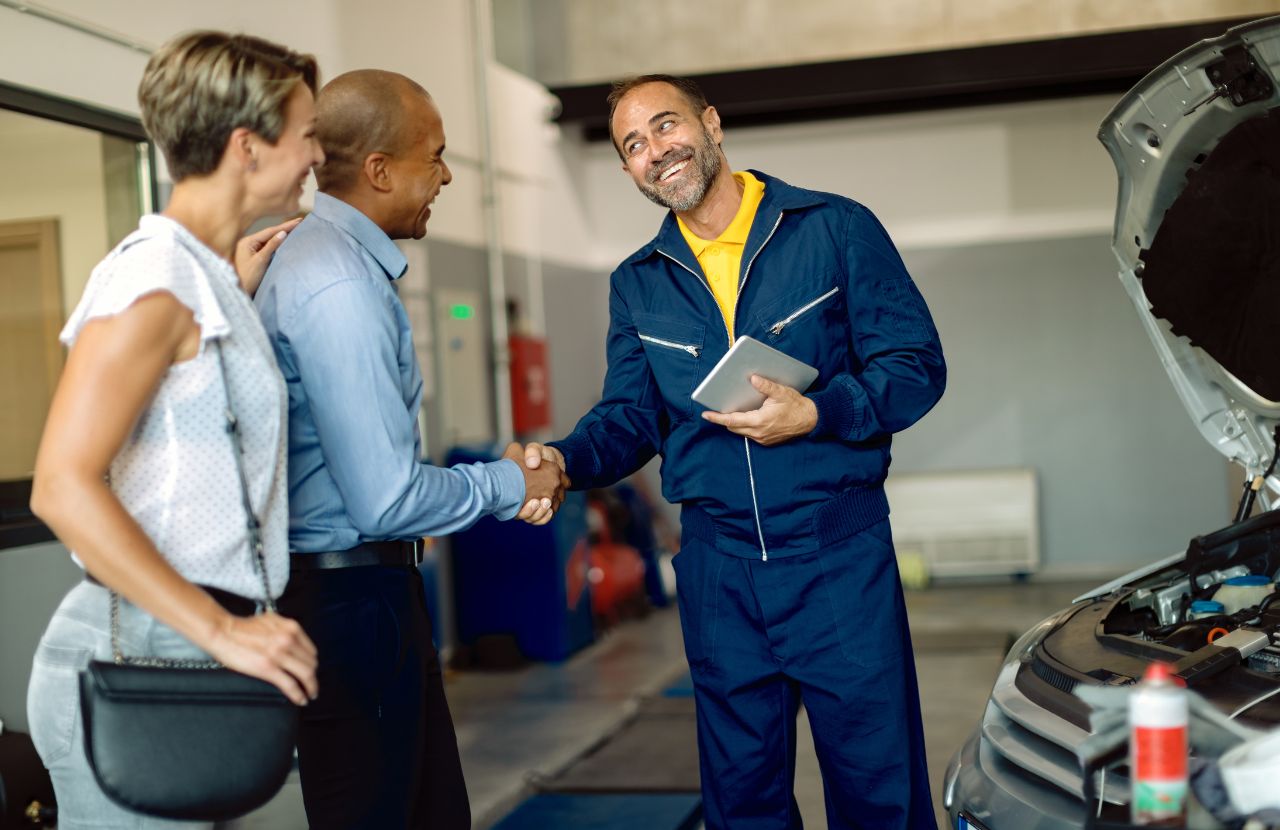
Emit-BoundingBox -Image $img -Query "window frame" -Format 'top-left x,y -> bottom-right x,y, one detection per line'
0,80 -> 156,550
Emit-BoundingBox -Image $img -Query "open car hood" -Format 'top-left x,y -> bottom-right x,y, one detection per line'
1101,16 -> 1280,504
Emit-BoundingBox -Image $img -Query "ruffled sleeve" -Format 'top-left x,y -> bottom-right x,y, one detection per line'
61,219 -> 230,348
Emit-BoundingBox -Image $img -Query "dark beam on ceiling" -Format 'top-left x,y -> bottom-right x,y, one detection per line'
550,15 -> 1269,142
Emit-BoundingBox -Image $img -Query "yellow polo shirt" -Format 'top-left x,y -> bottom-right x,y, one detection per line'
677,171 -> 765,340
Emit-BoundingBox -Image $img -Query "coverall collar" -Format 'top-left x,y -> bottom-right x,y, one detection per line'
643,169 -> 826,278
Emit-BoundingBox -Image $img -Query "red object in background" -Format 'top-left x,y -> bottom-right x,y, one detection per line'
565,537 -> 590,611
585,501 -> 646,625
589,540 -> 646,624
510,334 -> 551,434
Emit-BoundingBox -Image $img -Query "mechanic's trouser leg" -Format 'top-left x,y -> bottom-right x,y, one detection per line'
675,522 -> 936,830
676,536 -> 803,830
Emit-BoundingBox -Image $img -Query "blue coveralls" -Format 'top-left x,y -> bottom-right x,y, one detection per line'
551,171 -> 945,830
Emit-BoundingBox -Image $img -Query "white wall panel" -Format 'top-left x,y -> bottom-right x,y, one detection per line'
332,0 -> 482,160
555,0 -> 1280,83
0,5 -> 148,115
426,156 -> 487,250
576,94 -> 1120,267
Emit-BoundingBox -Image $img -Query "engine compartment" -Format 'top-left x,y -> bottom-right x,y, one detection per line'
1102,509 -> 1280,678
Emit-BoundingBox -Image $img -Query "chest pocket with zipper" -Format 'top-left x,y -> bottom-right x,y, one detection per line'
755,281 -> 846,369
634,312 -> 706,417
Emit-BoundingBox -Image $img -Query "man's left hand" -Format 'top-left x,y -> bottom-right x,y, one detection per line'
701,375 -> 817,446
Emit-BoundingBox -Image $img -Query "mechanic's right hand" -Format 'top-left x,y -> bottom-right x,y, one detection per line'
206,610 -> 318,706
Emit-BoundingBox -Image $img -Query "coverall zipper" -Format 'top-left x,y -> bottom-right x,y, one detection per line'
769,286 -> 840,335
638,333 -> 701,358
658,211 -> 785,561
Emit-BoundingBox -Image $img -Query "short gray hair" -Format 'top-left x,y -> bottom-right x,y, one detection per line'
138,31 -> 318,182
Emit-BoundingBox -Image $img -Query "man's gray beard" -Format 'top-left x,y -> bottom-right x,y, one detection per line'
640,135 -> 722,212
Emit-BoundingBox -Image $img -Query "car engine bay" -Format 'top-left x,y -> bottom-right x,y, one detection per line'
1101,507 -> 1280,689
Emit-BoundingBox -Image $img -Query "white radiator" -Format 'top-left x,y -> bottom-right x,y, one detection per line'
885,468 -> 1039,577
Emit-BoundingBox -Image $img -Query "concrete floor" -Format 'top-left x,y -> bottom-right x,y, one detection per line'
227,579 -> 1098,829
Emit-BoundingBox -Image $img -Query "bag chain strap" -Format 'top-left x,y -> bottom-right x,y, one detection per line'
109,338 -> 275,669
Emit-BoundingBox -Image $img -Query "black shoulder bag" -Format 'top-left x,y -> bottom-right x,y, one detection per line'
77,340 -> 299,821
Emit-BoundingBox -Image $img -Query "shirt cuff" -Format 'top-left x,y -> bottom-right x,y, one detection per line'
491,458 -> 526,521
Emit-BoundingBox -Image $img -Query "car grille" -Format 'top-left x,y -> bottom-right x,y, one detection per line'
985,662 -> 1130,806
1032,656 -> 1079,694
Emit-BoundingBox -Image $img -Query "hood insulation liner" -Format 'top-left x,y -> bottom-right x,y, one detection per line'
1139,108 -> 1280,402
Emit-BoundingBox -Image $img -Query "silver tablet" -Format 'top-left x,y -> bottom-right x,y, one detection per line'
692,335 -> 819,413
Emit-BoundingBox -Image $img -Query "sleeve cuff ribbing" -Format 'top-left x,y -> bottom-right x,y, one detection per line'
547,432 -> 596,490
809,379 -> 860,440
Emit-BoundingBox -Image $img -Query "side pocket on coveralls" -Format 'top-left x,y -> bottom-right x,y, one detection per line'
671,542 -> 724,668
815,520 -> 908,670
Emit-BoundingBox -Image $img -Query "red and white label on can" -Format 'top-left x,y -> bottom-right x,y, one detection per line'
1133,725 -> 1187,779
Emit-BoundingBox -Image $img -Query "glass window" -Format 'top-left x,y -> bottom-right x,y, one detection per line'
0,86 -> 152,546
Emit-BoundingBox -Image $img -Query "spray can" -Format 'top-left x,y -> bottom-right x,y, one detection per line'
1129,662 -> 1188,826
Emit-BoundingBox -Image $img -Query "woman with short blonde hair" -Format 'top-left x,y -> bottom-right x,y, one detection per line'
27,31 -> 324,826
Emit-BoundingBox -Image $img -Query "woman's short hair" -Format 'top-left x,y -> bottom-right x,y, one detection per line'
138,31 -> 317,182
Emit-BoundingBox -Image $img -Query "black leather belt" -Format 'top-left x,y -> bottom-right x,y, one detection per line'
290,539 -> 424,571
83,573 -> 260,617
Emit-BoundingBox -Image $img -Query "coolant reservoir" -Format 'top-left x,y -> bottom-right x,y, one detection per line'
1187,599 -> 1225,620
1212,575 -> 1274,615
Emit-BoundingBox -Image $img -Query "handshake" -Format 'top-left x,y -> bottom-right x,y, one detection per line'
503,442 -> 569,526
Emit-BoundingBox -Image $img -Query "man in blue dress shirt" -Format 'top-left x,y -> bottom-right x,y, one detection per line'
256,69 -> 566,829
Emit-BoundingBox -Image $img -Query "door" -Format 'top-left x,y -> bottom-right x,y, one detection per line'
0,219 -> 62,480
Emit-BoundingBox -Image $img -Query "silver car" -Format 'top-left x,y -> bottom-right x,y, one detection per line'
945,16 -> 1280,830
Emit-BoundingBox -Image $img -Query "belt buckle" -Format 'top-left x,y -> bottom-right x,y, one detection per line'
409,538 -> 425,567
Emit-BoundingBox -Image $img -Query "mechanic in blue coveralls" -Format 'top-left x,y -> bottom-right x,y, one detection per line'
523,75 -> 946,829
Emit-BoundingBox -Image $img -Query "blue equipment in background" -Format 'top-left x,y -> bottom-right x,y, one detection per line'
417,543 -> 443,650
611,481 -> 669,609
446,445 -> 595,662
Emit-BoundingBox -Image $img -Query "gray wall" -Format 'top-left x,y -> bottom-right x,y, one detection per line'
542,261 -> 611,439
421,240 -> 613,450
895,234 -> 1230,574
416,239 -> 496,459
0,541 -> 81,730
437,233 -> 1233,576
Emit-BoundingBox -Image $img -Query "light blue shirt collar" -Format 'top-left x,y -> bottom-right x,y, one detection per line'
311,191 -> 408,281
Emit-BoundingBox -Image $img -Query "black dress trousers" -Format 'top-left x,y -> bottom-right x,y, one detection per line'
279,563 -> 470,829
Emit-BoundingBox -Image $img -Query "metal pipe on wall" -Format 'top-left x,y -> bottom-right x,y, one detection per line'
0,0 -> 153,54
469,0 -> 515,446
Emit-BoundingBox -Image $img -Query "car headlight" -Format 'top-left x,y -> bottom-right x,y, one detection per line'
1001,611 -> 1066,670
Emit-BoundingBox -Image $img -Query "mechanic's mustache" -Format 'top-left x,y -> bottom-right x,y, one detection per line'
647,148 -> 695,184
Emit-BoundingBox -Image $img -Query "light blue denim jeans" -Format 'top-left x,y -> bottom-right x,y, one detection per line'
27,580 -> 215,829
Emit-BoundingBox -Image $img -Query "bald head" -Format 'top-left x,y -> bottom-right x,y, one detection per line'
314,69 -> 432,194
